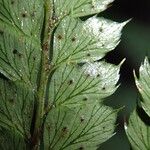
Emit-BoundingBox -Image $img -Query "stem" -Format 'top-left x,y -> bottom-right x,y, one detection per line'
31,1 -> 55,149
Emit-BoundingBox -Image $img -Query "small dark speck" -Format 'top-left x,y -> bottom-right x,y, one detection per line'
68,79 -> 74,85
11,1 -> 15,4
91,5 -> 95,9
86,74 -> 90,77
80,116 -> 85,122
61,126 -> 68,137
62,126 -> 68,132
77,62 -> 86,67
57,34 -> 63,40
18,53 -> 22,57
87,53 -> 91,57
71,37 -> 76,42
83,97 -> 88,101
13,49 -> 18,54
21,13 -> 27,18
0,30 -> 4,35
97,74 -> 100,77
9,98 -> 14,103
79,146 -> 84,150
99,28 -> 103,32
33,57 -> 36,61
102,87 -> 106,90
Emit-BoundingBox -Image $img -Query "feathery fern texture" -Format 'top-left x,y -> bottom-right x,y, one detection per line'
0,0 -> 127,149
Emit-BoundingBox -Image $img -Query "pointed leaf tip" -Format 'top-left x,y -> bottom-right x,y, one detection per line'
135,57 -> 150,117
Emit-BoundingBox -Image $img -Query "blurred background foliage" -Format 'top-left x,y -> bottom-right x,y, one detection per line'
97,0 -> 150,149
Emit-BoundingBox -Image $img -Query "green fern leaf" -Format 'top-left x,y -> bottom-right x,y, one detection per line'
0,79 -> 34,149
0,0 -> 43,85
48,62 -> 121,107
53,16 -> 126,65
0,0 -> 127,149
54,0 -> 114,17
125,110 -> 150,150
135,58 -> 150,117
125,58 -> 150,150
44,102 -> 118,150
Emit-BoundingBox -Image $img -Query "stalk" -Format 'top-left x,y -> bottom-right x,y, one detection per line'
31,1 -> 54,149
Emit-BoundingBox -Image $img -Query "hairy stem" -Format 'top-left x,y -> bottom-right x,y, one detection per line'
31,1 -> 54,149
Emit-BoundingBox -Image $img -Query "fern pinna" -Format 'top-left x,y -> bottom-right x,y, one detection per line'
0,0 -> 127,149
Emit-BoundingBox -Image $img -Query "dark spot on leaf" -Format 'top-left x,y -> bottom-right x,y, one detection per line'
80,116 -> 85,122
13,49 -> 22,57
13,49 -> 18,54
18,53 -> 22,57
77,62 -> 86,67
0,30 -> 4,35
71,37 -> 76,42
97,74 -> 100,77
11,1 -> 15,4
9,98 -> 14,104
21,12 -> 27,18
87,53 -> 91,57
99,28 -> 103,32
79,146 -> 84,150
91,5 -> 95,8
57,34 -> 62,40
61,126 -> 68,137
83,97 -> 88,101
86,74 -> 90,77
102,87 -> 106,90
103,126 -> 105,130
68,79 -> 74,85
62,126 -> 68,132
102,44 -> 105,47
